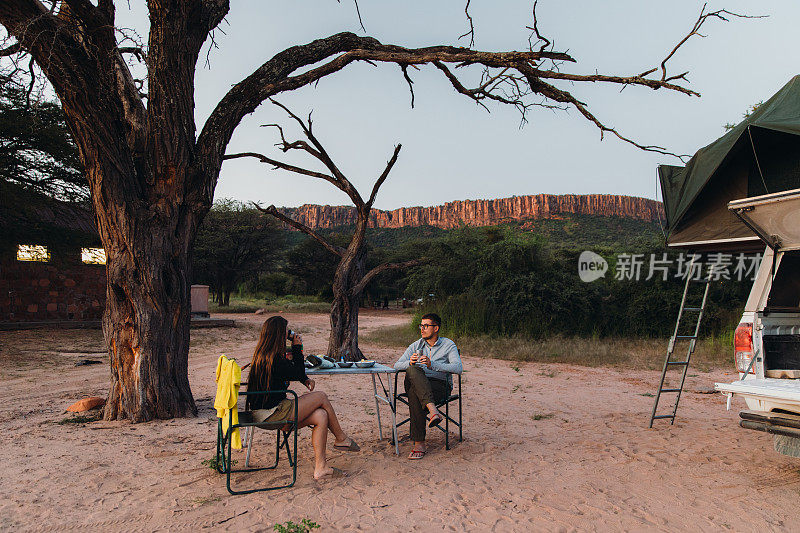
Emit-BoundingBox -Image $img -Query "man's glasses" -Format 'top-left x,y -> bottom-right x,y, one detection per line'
419,323 -> 436,330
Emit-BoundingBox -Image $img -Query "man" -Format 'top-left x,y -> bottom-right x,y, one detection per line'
394,313 -> 463,459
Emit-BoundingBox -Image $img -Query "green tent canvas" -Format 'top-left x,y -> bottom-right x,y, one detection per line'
659,75 -> 800,251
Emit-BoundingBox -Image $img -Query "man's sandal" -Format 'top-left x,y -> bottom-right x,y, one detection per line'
427,413 -> 442,428
408,449 -> 425,460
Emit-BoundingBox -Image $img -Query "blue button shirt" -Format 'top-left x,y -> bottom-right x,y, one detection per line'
394,336 -> 463,384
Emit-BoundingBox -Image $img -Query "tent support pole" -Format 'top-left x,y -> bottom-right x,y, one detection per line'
747,126 -> 769,194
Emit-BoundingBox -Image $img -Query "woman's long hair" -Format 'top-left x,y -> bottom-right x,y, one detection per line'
247,316 -> 288,400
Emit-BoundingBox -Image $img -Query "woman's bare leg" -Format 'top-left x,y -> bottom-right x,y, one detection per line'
295,391 -> 349,444
299,408 -> 335,479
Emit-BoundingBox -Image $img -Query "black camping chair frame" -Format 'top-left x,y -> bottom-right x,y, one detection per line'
215,389 -> 298,495
393,372 -> 462,449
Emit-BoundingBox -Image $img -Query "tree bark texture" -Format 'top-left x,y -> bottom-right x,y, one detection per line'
328,245 -> 367,361
102,213 -> 197,420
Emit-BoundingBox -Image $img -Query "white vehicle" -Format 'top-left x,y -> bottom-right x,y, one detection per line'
715,189 -> 800,457
656,76 -> 800,455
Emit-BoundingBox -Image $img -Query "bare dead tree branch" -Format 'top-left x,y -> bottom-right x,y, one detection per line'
350,0 -> 366,33
199,10 -> 731,165
518,70 -> 691,160
205,3 -> 748,162
658,4 -> 764,82
118,46 -> 146,63
366,144 -> 401,208
530,68 -> 699,96
433,61 -> 489,112
197,32 -> 580,169
458,0 -> 475,48
0,42 -> 21,56
268,98 -> 365,206
400,64 -> 415,108
352,259 -> 424,296
261,123 -> 324,161
526,0 -> 551,54
222,151 -> 342,190
254,203 -> 345,257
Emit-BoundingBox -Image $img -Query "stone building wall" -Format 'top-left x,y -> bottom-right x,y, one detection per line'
0,258 -> 105,323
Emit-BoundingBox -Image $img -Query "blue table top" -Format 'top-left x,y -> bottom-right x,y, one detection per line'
305,362 -> 397,375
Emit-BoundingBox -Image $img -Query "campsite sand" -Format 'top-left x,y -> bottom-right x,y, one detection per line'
1,310 -> 799,532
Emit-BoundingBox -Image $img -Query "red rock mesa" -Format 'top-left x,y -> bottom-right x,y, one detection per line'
278,194 -> 663,230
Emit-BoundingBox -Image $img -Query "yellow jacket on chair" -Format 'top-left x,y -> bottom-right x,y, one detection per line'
215,355 -> 242,449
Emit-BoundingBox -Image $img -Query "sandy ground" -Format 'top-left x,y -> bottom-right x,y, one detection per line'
1,310 -> 799,532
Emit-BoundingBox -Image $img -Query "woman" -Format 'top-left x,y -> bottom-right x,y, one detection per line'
247,315 -> 359,480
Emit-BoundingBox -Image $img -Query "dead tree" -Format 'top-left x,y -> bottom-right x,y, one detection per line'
0,1 -> 747,420
227,101 -> 419,360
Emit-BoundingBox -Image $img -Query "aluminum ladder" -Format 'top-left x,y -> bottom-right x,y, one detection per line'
649,257 -> 711,427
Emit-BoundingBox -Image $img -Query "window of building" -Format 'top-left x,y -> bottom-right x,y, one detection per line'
81,247 -> 107,265
16,244 -> 50,262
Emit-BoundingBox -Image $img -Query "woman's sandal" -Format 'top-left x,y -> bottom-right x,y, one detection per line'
427,413 -> 443,428
408,449 -> 426,460
333,437 -> 360,451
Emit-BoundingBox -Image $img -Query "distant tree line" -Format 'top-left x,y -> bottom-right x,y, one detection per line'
194,204 -> 752,339
192,199 -> 285,306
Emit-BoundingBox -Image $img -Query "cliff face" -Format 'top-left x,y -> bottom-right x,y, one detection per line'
279,194 -> 663,230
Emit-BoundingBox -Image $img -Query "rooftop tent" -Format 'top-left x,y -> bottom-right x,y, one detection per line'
659,75 -> 800,251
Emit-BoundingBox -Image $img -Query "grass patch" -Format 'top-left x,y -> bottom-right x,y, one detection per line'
58,412 -> 102,425
192,496 -> 221,506
457,334 -> 730,370
274,519 -> 321,533
201,455 -> 236,470
362,324 -> 419,348
210,295 -> 331,314
362,320 -> 732,371
639,392 -> 655,397
531,413 -> 554,421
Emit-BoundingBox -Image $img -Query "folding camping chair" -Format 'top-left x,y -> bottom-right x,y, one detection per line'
393,371 -> 462,449
215,389 -> 298,495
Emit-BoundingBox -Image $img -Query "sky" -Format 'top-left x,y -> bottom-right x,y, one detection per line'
116,1 -> 800,210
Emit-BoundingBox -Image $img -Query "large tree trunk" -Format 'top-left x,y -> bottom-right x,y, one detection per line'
103,230 -> 197,421
98,175 -> 201,421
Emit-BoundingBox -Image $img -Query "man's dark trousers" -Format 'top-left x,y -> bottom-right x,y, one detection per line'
404,365 -> 451,442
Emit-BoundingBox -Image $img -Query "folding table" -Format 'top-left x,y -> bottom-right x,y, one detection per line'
306,363 -> 400,455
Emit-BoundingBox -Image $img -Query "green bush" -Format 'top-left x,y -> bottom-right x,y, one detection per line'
407,227 -> 750,339
274,519 -> 320,533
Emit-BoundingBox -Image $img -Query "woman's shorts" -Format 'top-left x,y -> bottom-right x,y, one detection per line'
252,398 -> 295,426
